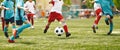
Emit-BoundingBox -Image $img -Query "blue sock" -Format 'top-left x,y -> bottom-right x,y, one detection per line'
10,23 -> 31,40
12,25 -> 16,29
110,22 -> 113,32
4,27 -> 7,32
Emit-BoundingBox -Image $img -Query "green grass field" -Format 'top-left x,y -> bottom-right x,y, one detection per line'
0,16 -> 120,50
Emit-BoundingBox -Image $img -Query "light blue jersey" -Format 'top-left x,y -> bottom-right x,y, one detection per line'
1,0 -> 14,19
100,0 -> 114,16
94,0 -> 101,3
15,0 -> 26,21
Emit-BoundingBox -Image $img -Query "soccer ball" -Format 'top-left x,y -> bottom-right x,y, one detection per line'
54,27 -> 64,36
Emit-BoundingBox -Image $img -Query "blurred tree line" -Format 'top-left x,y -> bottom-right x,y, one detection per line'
85,0 -> 120,9
0,0 -> 119,9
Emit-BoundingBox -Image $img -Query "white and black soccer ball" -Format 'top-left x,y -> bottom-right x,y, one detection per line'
54,27 -> 64,36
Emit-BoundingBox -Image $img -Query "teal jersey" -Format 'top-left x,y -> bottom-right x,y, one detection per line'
94,0 -> 101,3
1,0 -> 14,19
15,0 -> 26,21
100,0 -> 114,16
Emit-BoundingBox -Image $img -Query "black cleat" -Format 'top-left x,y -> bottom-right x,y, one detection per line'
105,20 -> 109,25
15,36 -> 20,39
4,32 -> 9,38
44,29 -> 47,33
66,32 -> 71,37
107,31 -> 112,35
92,25 -> 96,33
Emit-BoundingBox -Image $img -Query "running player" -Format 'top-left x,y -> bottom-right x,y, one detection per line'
8,0 -> 31,43
44,0 -> 71,37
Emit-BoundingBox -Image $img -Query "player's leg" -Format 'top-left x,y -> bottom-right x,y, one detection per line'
92,8 -> 102,33
57,13 -> 71,37
1,17 -> 5,31
4,20 -> 9,39
9,21 -> 31,43
106,15 -> 113,35
44,12 -> 55,33
31,14 -> 34,28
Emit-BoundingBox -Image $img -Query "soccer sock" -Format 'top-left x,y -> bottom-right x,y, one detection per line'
12,25 -> 16,29
45,25 -> 49,30
105,18 -> 109,22
4,27 -> 8,37
31,17 -> 34,26
10,23 -> 31,40
109,21 -> 113,32
94,16 -> 101,25
4,27 -> 7,32
63,25 -> 68,33
1,18 -> 4,31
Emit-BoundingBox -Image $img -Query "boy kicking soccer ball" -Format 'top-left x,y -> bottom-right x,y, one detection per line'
44,0 -> 71,37
8,0 -> 31,43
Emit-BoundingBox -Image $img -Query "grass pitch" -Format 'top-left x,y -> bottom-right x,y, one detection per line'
0,16 -> 120,50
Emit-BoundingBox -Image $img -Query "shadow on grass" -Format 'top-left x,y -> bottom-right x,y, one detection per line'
97,33 -> 120,36
17,41 -> 37,45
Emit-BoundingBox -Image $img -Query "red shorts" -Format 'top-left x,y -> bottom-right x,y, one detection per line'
48,12 -> 63,22
27,13 -> 34,17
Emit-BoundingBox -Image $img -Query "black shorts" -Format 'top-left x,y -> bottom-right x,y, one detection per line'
16,20 -> 23,25
5,17 -> 15,25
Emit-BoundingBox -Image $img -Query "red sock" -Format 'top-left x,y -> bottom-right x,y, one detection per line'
31,17 -> 34,26
94,8 -> 102,25
94,16 -> 101,25
63,25 -> 68,33
45,25 -> 49,30
1,18 -> 4,31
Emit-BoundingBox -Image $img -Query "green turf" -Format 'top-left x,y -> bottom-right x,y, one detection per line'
0,16 -> 120,50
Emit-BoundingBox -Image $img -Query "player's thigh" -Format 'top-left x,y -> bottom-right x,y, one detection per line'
48,12 -> 56,22
56,13 -> 63,22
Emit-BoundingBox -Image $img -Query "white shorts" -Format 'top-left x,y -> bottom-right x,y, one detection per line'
94,3 -> 101,11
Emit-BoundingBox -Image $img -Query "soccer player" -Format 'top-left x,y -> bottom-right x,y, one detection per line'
44,0 -> 71,37
24,0 -> 36,28
92,0 -> 102,33
1,0 -> 16,39
8,0 -> 31,43
100,0 -> 119,35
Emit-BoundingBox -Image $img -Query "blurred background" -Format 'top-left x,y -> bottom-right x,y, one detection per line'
0,0 -> 120,19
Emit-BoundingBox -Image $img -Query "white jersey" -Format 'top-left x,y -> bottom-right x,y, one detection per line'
50,0 -> 63,14
24,1 -> 35,14
94,3 -> 101,11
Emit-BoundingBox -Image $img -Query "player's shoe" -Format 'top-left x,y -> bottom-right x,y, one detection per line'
15,36 -> 20,39
105,20 -> 109,25
13,29 -> 17,37
8,39 -> 15,43
107,31 -> 112,35
92,25 -> 96,33
66,32 -> 71,37
44,29 -> 47,33
4,32 -> 9,38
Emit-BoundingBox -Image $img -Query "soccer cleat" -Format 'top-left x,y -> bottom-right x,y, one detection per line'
66,32 -> 71,37
8,39 -> 15,43
15,36 -> 20,39
105,20 -> 109,25
92,25 -> 96,33
13,29 -> 17,37
4,32 -> 9,38
107,31 -> 112,35
44,29 -> 47,33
